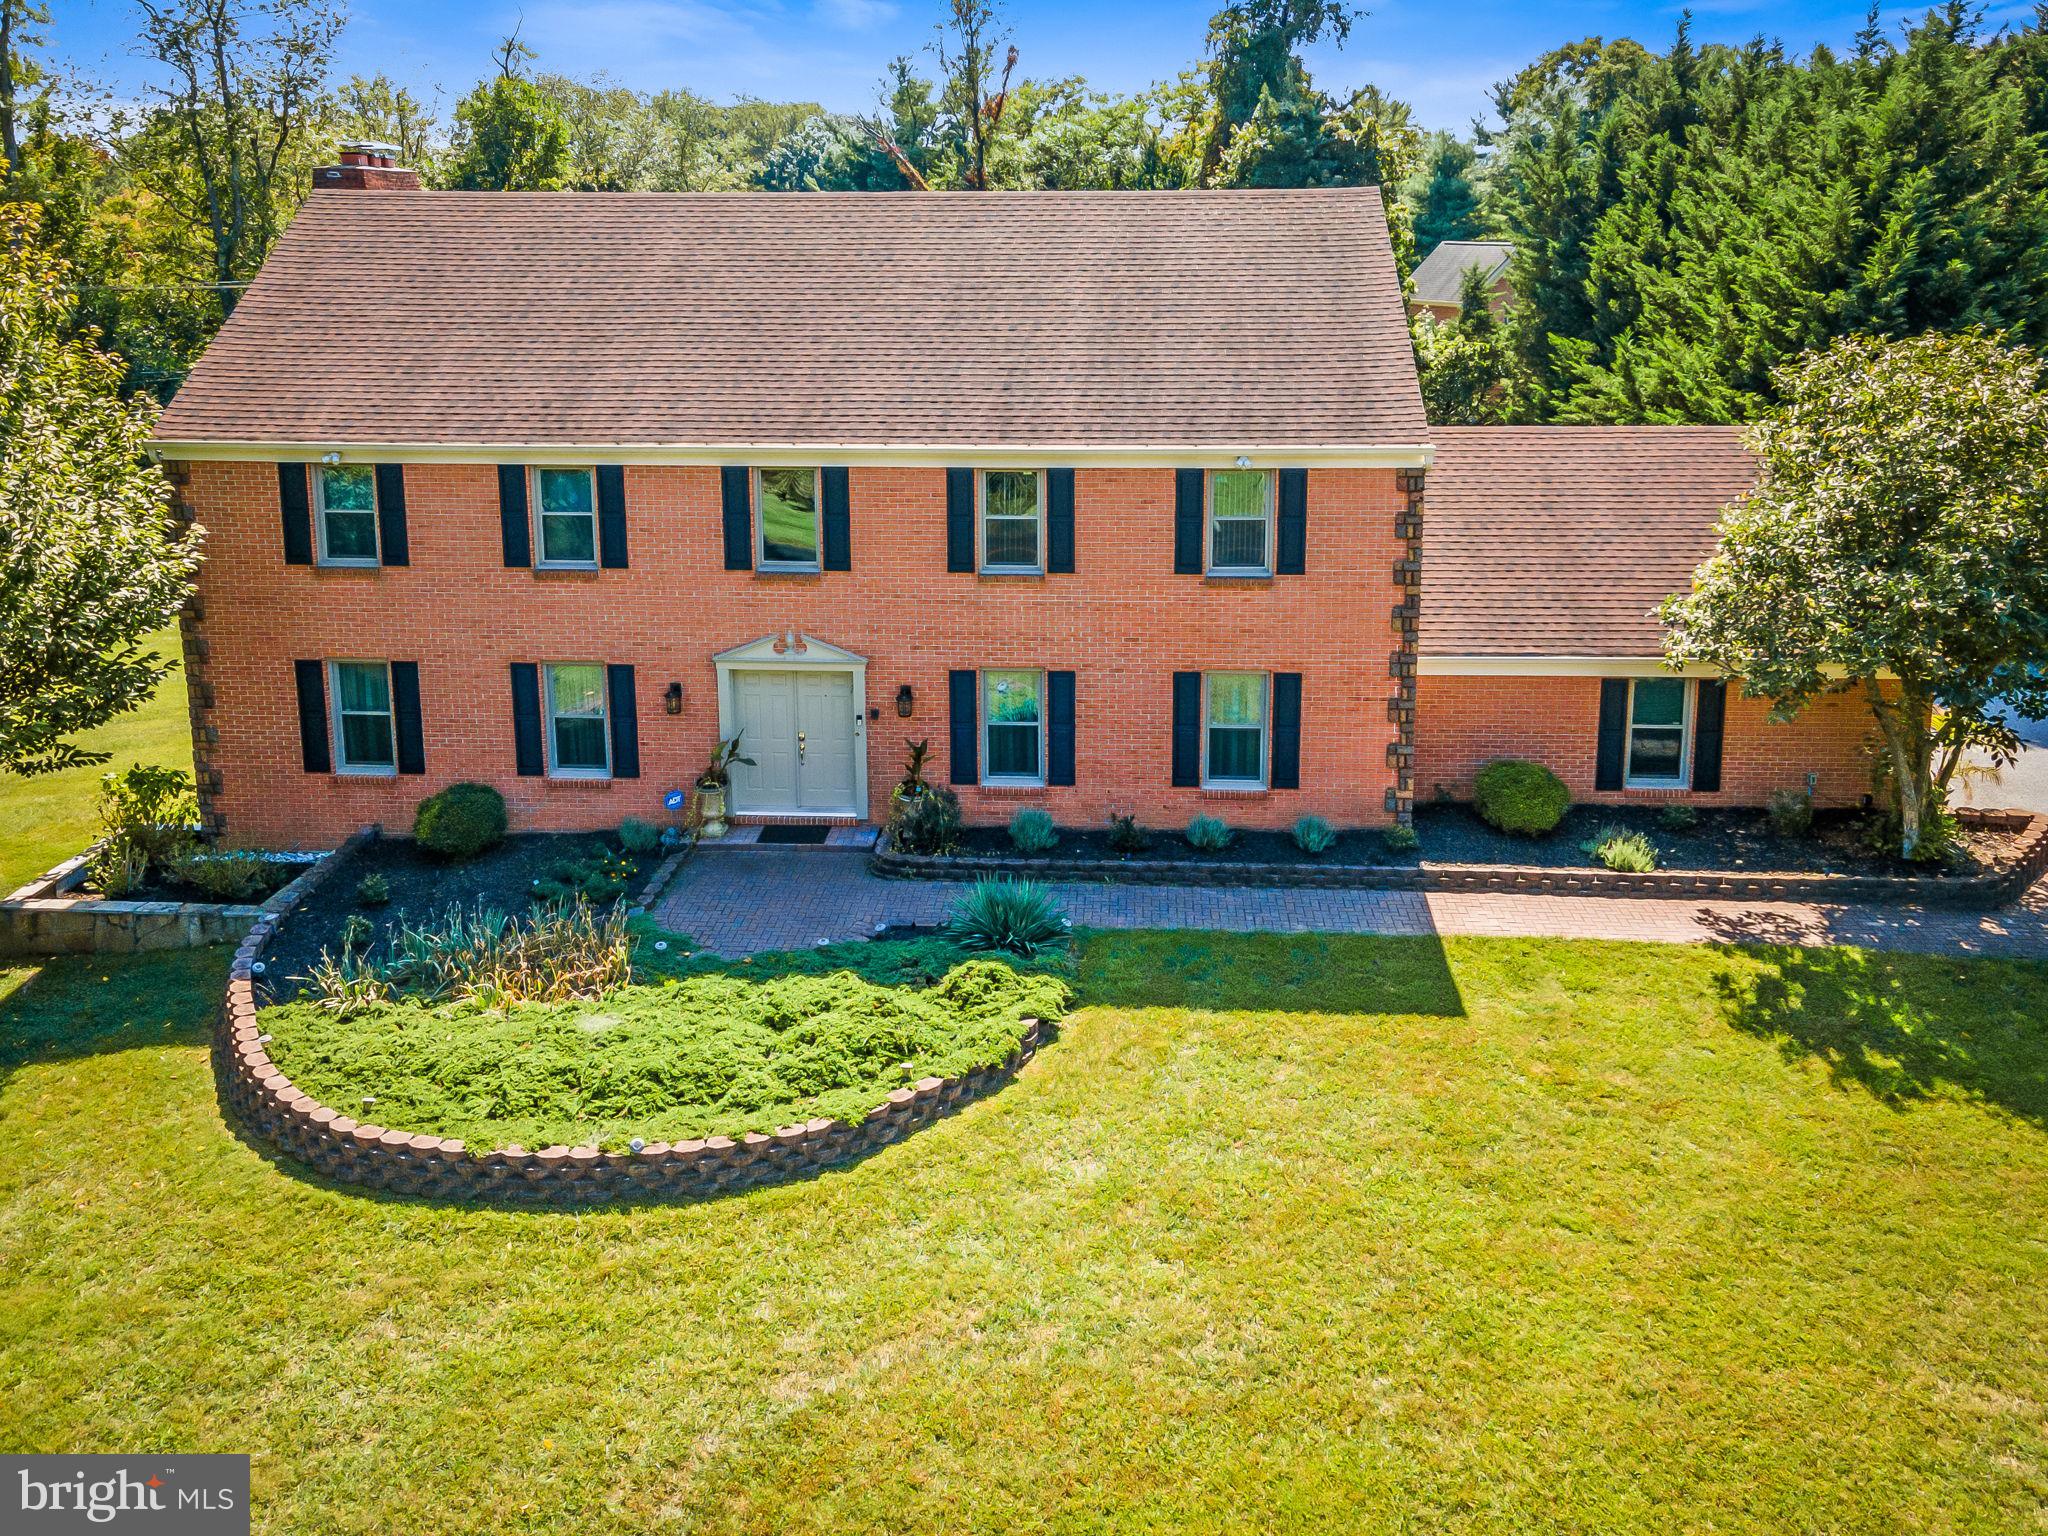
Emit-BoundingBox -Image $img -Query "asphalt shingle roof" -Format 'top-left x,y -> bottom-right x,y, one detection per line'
155,187 -> 1428,451
1408,240 -> 1514,307
1419,425 -> 1758,658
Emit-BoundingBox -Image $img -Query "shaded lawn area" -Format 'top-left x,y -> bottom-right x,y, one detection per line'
0,626 -> 193,892
2,932 -> 2047,1532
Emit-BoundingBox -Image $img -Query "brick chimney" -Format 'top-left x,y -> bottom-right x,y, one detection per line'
315,141 -> 421,192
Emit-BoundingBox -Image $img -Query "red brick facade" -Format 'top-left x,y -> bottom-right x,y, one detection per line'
174,460 -> 1411,849
1413,673 -> 1880,809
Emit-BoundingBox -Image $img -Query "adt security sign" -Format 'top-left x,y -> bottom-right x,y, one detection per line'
664,789 -> 685,811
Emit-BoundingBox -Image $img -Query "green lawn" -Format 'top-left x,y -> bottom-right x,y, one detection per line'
0,627 -> 192,892
3,931 -> 2046,1532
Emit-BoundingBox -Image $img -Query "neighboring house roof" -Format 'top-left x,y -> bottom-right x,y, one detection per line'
154,188 -> 1429,457
1408,240 -> 1514,308
1420,425 -> 1757,658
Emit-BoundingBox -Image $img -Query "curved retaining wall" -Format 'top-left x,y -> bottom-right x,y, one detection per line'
872,810 -> 2048,910
215,914 -> 1046,1206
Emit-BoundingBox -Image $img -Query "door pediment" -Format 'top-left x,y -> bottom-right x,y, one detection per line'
714,631 -> 867,667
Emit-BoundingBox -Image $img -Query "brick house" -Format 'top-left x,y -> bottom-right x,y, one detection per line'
152,156 -> 1877,849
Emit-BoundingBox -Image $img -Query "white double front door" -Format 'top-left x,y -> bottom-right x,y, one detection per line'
726,668 -> 862,816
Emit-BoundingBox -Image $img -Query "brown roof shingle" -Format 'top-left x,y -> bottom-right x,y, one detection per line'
1420,425 -> 1757,658
155,188 -> 1427,452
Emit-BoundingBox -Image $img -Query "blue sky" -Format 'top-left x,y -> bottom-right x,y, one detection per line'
52,0 -> 2040,136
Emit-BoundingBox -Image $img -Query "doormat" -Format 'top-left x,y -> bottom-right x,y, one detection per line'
758,824 -> 832,845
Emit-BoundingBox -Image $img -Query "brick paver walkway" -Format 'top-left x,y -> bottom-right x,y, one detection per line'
651,847 -> 2048,960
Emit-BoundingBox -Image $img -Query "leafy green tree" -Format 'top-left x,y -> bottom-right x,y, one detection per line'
442,35 -> 572,192
0,205 -> 200,775
0,0 -> 52,179
931,0 -> 1018,188
1197,0 -> 1357,179
1661,332 -> 2048,858
1413,264 -> 1528,423
1406,131 -> 1481,258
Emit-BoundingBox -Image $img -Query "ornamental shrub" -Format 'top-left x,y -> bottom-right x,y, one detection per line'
617,816 -> 660,855
1767,788 -> 1814,838
1581,825 -> 1659,872
1106,812 -> 1150,854
165,849 -> 288,901
1292,815 -> 1336,855
1473,759 -> 1571,836
413,782 -> 508,860
1658,803 -> 1700,832
1008,808 -> 1059,854
1381,823 -> 1420,854
893,785 -> 963,855
1185,815 -> 1233,853
944,879 -> 1070,957
355,872 -> 391,907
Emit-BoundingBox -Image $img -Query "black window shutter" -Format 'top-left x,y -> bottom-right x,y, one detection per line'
391,661 -> 425,775
1047,670 -> 1076,786
822,467 -> 851,570
946,468 -> 974,573
1171,671 -> 1201,787
1276,469 -> 1307,575
1047,469 -> 1076,574
511,662 -> 545,777
1173,469 -> 1203,574
374,464 -> 409,566
292,659 -> 330,773
279,464 -> 313,565
498,466 -> 531,567
722,466 -> 752,571
607,664 -> 640,779
1692,678 -> 1726,793
948,669 -> 978,784
1270,672 -> 1302,789
597,465 -> 628,568
1595,678 -> 1629,791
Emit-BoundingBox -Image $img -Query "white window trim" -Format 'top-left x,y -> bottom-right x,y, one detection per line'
1201,671 -> 1269,789
981,668 -> 1046,787
978,468 -> 1045,575
1205,469 -> 1274,577
314,464 -> 380,568
327,659 -> 397,775
1624,677 -> 1693,789
531,466 -> 600,570
544,662 -> 612,780
754,466 -> 823,571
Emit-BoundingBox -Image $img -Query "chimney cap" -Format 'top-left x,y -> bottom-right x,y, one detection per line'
339,140 -> 403,160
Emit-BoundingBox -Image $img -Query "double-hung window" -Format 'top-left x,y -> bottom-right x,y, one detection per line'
545,663 -> 610,777
315,465 -> 379,565
1204,672 -> 1268,786
983,669 -> 1044,784
329,660 -> 396,772
1207,469 -> 1272,575
980,470 -> 1043,572
533,467 -> 598,567
1626,678 -> 1691,787
757,467 -> 821,569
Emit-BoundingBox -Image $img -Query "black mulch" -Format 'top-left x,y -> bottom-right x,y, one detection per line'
1412,802 -> 2019,876
954,825 -> 1417,866
258,833 -> 642,1000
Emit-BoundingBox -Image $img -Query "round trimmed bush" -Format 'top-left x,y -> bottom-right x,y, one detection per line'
1473,759 -> 1570,836
413,782 -> 509,860
1008,808 -> 1059,854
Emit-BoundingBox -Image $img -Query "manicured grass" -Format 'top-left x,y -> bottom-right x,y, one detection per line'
3,932 -> 2047,1532
0,627 -> 192,892
262,955 -> 1071,1149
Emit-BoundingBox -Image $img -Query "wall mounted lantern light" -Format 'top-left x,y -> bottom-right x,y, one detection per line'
896,684 -> 915,719
664,682 -> 684,716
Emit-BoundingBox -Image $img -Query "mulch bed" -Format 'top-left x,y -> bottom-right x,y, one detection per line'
1412,803 -> 2022,877
259,833 -> 643,999
955,825 -> 1410,867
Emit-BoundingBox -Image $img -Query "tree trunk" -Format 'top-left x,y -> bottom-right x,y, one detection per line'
1865,677 -> 1937,860
0,0 -> 21,178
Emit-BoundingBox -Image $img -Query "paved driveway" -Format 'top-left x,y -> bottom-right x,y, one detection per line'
651,848 -> 2048,960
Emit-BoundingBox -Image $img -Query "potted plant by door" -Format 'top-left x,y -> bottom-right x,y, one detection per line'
695,735 -> 754,839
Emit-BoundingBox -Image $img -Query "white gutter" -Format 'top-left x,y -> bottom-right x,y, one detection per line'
149,439 -> 1437,471
1419,656 -> 1716,677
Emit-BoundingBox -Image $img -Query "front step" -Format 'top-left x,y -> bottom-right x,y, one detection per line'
697,823 -> 879,851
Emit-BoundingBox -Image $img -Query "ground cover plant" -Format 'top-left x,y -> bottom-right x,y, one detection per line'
262,953 -> 1070,1150
4,931 -> 2047,1532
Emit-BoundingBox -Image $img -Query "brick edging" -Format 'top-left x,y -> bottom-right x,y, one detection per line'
213,872 -> 1046,1206
870,811 -> 2048,910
